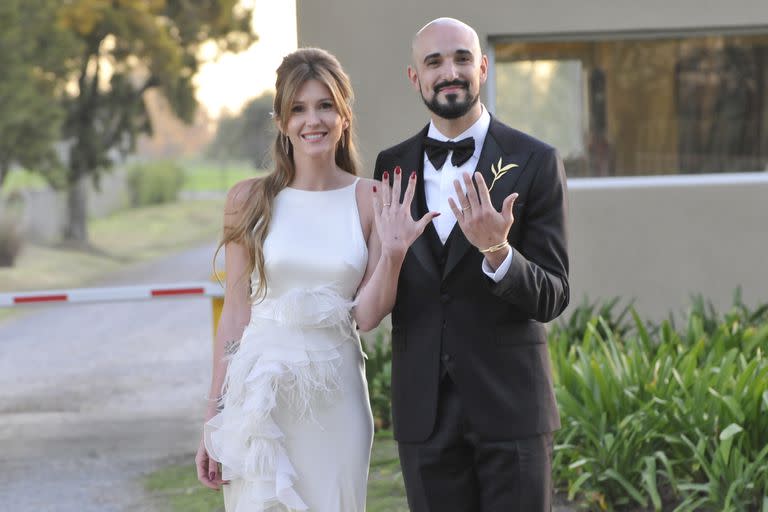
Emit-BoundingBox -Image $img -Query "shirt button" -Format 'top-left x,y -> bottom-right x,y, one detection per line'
442,353 -> 451,362
440,293 -> 450,304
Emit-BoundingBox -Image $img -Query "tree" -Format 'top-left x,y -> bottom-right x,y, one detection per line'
57,0 -> 256,243
206,92 -> 275,168
0,0 -> 76,188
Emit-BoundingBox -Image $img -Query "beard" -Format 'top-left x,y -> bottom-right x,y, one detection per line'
420,79 -> 479,119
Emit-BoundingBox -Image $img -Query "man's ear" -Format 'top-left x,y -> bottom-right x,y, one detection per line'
479,54 -> 489,85
407,65 -> 420,92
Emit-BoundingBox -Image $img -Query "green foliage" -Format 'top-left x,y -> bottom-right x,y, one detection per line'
0,0 -> 76,188
126,161 -> 185,206
363,330 -> 393,431
551,296 -> 635,342
1,169 -> 49,195
551,296 -> 768,511
181,161 -> 262,192
53,0 -> 257,242
206,93 -> 276,168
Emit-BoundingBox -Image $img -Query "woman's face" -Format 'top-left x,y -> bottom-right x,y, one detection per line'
283,79 -> 346,159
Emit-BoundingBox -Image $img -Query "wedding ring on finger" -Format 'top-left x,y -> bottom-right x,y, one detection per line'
461,204 -> 472,211
383,202 -> 392,207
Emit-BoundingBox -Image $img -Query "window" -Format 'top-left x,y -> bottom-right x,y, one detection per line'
493,33 -> 768,177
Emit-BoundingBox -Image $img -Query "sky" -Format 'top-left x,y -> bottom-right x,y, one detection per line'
194,0 -> 297,118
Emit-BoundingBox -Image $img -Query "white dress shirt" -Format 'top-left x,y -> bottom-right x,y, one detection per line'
423,106 -> 513,282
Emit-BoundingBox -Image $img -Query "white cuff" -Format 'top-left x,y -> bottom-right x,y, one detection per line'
481,247 -> 514,283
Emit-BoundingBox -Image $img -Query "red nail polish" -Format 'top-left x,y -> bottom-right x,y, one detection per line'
373,185 -> 377,192
411,171 -> 416,179
383,171 -> 389,180
395,166 -> 401,175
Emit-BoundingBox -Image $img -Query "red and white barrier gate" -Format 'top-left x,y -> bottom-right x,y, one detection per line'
0,282 -> 224,308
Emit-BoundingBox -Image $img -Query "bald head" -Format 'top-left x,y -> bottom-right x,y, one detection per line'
406,17 -> 487,124
411,18 -> 481,65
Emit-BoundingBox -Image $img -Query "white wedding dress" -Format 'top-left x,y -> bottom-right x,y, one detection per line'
205,178 -> 374,511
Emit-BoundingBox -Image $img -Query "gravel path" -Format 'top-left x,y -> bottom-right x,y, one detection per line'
0,242 -> 219,511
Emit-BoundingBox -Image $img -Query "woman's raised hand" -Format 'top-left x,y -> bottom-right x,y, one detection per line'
373,166 -> 439,259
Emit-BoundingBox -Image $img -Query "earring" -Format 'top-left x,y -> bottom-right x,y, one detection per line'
281,133 -> 290,154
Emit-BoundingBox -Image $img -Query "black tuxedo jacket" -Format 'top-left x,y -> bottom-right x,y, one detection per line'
374,116 -> 569,443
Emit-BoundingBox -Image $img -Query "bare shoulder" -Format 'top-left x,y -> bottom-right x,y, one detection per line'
222,178 -> 259,229
355,177 -> 377,201
226,178 -> 259,210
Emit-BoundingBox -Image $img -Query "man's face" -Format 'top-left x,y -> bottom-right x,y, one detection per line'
409,23 -> 488,119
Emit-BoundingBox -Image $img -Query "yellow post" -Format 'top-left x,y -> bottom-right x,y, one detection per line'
211,271 -> 225,342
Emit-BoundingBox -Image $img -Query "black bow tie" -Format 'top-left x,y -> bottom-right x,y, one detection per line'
423,136 -> 475,170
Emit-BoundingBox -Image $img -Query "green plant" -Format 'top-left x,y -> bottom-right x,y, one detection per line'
551,296 -> 635,342
551,295 -> 768,511
363,330 -> 393,431
126,161 -> 185,207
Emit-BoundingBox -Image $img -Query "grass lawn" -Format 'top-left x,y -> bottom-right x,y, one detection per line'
0,199 -> 224,294
143,431 -> 408,512
1,168 -> 48,194
1,160 -> 263,197
181,161 -> 265,192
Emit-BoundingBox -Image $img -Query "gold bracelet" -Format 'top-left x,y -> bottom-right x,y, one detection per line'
479,241 -> 509,254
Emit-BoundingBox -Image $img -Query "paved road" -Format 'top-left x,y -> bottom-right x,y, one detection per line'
0,242 -> 220,511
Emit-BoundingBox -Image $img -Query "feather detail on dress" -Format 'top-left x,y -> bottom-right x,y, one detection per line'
204,285 -> 357,511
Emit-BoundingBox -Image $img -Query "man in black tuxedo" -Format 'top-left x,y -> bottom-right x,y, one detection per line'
373,18 -> 569,511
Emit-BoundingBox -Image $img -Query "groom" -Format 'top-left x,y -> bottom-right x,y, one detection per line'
374,18 -> 569,511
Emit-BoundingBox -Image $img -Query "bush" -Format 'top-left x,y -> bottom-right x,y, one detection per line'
551,296 -> 635,342
126,161 -> 185,207
551,296 -> 768,511
363,330 -> 393,431
0,219 -> 22,267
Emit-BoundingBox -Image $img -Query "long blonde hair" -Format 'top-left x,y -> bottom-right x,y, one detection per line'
215,48 -> 361,301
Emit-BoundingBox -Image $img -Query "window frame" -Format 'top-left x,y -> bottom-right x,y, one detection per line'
486,25 -> 768,184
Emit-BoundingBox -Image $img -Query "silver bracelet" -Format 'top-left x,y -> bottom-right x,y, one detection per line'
224,338 -> 240,355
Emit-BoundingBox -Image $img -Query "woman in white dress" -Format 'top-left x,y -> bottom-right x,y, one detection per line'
195,48 -> 438,511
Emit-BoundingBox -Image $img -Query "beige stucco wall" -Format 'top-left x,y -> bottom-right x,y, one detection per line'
296,1 -> 768,319
568,176 -> 768,319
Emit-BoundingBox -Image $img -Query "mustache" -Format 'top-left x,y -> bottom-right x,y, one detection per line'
434,80 -> 469,94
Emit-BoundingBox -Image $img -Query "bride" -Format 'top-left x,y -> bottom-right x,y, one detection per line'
195,47 -> 438,511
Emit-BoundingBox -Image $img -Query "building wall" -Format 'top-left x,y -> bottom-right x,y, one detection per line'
297,1 -> 768,318
568,174 -> 768,319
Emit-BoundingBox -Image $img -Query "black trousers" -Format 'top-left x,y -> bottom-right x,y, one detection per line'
398,375 -> 554,512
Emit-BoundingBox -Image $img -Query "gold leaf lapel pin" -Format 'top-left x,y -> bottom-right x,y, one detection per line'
488,157 -> 518,192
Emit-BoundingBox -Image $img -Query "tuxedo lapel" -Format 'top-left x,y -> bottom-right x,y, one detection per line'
442,118 -> 529,280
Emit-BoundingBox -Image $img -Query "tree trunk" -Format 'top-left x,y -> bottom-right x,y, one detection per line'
63,177 -> 88,244
0,161 -> 8,188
